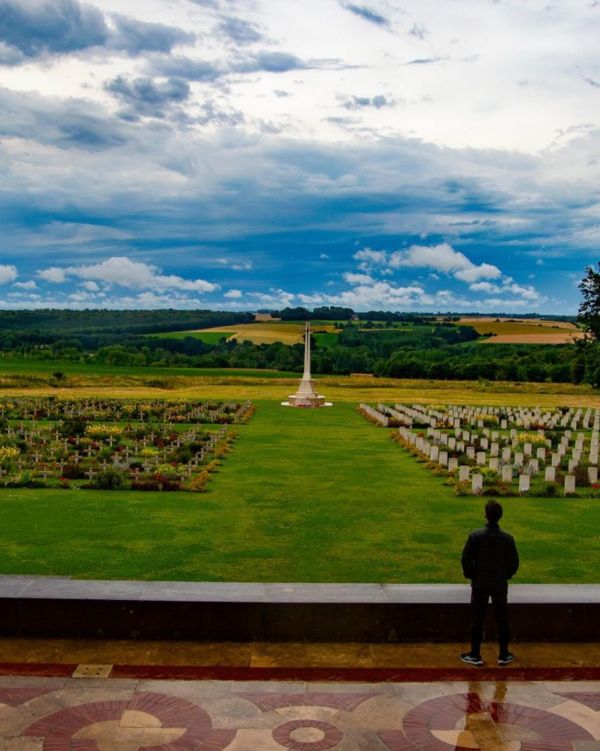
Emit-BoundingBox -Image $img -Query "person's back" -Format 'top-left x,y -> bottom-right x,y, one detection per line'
462,522 -> 519,590
460,500 -> 519,667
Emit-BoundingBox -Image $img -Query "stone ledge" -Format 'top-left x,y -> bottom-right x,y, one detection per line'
0,577 -> 598,642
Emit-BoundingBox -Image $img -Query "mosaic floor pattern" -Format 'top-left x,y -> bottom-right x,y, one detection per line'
1,677 -> 600,750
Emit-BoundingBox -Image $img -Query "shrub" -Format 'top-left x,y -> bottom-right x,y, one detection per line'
61,463 -> 86,480
542,482 -> 558,497
91,468 -> 130,490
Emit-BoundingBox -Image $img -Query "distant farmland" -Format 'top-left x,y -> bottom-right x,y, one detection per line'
154,321 -> 338,345
459,317 -> 584,344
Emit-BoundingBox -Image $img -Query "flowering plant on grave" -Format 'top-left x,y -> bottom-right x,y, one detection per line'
85,424 -> 123,438
479,466 -> 500,484
140,446 -> 159,457
0,446 -> 19,465
473,413 -> 499,426
516,432 -> 547,447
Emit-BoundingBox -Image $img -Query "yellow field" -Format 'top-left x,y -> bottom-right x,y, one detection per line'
2,375 -> 599,408
458,317 -> 584,344
193,322 -> 337,344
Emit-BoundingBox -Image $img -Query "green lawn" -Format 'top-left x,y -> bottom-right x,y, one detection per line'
0,399 -> 598,582
0,357 -> 297,379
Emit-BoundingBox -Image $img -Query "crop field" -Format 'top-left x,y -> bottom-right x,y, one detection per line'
458,317 -> 584,344
154,321 -> 338,345
0,385 -> 599,582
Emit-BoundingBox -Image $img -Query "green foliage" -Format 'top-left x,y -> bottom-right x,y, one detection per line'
90,468 -> 130,490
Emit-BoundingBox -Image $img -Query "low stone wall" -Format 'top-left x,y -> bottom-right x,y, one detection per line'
0,577 -> 598,642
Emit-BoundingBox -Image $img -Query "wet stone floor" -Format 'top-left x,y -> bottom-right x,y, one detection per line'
1,641 -> 600,750
2,676 -> 600,750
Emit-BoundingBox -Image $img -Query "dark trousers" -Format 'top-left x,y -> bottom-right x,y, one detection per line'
470,585 -> 510,657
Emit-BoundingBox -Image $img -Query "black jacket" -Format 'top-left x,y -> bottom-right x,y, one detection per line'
461,522 -> 519,589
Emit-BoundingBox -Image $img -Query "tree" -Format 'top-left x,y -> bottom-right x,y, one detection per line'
578,264 -> 600,339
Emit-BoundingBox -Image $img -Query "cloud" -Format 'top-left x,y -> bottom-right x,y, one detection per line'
233,50 -> 307,74
109,13 -> 194,55
63,256 -> 218,292
0,0 -> 108,62
12,280 -> 37,289
217,16 -> 263,45
341,3 -> 390,27
0,264 -> 17,284
343,272 -> 375,284
387,243 -> 502,283
354,248 -> 388,270
224,288 -> 243,298
404,57 -> 447,66
409,23 -> 428,40
343,95 -> 394,110
150,55 -> 224,82
0,86 -> 127,150
37,267 -> 67,283
106,76 -> 190,118
0,0 -> 193,65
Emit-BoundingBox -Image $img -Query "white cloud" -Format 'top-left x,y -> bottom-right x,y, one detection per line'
225,289 -> 243,298
66,256 -> 218,293
354,248 -> 389,271
231,262 -> 253,271
82,281 -> 100,291
0,265 -> 17,284
12,280 -> 36,290
343,272 -> 375,285
38,267 -> 67,283
389,243 -> 502,283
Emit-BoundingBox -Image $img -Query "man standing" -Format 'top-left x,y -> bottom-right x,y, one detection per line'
460,500 -> 519,666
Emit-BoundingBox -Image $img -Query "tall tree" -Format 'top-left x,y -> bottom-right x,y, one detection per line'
578,264 -> 600,340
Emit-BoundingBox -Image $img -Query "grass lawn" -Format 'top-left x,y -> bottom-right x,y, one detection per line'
0,399 -> 598,583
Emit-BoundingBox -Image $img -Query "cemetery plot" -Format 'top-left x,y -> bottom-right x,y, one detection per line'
0,398 -> 254,492
359,403 -> 600,498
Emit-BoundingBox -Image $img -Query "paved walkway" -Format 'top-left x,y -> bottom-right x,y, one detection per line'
1,641 -> 600,749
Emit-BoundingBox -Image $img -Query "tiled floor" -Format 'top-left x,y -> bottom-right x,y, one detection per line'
0,641 -> 600,749
2,676 -> 600,749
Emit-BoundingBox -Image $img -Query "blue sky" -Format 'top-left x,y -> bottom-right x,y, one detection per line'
0,0 -> 599,312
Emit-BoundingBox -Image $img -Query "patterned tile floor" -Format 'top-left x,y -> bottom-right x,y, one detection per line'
0,641 -> 600,750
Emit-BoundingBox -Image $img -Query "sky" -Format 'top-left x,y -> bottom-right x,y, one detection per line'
0,0 -> 599,313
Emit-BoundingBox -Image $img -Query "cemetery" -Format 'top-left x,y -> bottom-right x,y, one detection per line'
360,402 -> 600,498
0,397 -> 254,492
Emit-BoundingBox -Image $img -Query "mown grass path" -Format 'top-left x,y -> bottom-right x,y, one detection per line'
0,399 -> 598,582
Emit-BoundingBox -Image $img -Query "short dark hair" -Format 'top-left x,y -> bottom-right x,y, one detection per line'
485,500 -> 503,523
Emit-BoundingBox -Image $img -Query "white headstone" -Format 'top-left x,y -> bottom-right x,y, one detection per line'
544,466 -> 556,482
472,474 -> 483,495
501,466 -> 513,483
519,474 -> 530,494
459,466 -> 470,483
565,475 -> 576,495
588,466 -> 598,485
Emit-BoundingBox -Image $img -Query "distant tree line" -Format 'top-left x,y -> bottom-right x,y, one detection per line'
0,303 -> 596,386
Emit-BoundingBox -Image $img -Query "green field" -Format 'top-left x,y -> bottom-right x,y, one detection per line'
0,399 -> 598,583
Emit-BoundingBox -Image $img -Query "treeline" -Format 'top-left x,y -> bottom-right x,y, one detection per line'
0,308 -> 595,387
0,309 -> 253,335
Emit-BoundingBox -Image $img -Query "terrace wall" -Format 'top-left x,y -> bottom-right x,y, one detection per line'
0,578 -> 598,642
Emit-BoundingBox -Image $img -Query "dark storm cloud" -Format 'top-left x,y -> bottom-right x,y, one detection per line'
218,16 -> 263,45
340,3 -> 390,27
343,94 -> 393,110
151,55 -> 224,82
110,14 -> 195,55
0,86 -> 126,149
0,0 -> 193,65
106,76 -> 190,119
0,0 -> 108,59
233,50 -> 307,73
